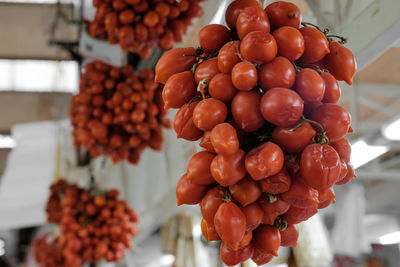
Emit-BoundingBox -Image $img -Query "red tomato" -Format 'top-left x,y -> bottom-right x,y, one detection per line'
201,219 -> 220,241
217,41 -> 241,73
155,47 -> 197,84
253,225 -> 281,256
240,31 -> 277,64
211,149 -> 247,186
194,58 -> 220,84
199,24 -> 230,52
280,224 -> 299,247
336,163 -> 356,185
330,138 -> 351,163
241,203 -> 263,232
199,131 -> 216,153
272,122 -> 316,153
324,42 -> 357,85
187,151 -> 216,185
298,27 -> 330,63
258,57 -> 296,90
265,1 -> 301,30
230,176 -> 262,207
225,0 -> 260,30
143,11 -> 159,27
192,98 -> 227,131
214,202 -> 247,250
236,6 -> 270,40
119,10 -> 135,25
295,68 -> 326,102
259,197 -> 290,225
273,26 -> 304,61
284,206 -> 318,224
220,242 -> 253,266
200,186 -> 226,225
321,72 -> 341,103
245,142 -> 284,181
338,159 -> 348,181
173,102 -> 203,141
239,231 -> 253,248
318,188 -> 336,209
311,103 -> 351,142
211,123 -> 239,155
259,169 -> 292,194
232,90 -> 265,132
231,62 -> 258,91
155,3 -> 170,16
281,179 -> 319,208
209,73 -> 237,103
162,71 -> 196,109
176,174 -> 209,205
260,88 -> 304,127
251,247 -> 273,265
303,100 -> 323,116
112,0 -> 126,10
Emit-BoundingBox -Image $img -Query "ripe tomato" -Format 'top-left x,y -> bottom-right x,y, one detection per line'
236,6 -> 270,40
338,159 -> 348,181
199,131 -> 216,153
155,47 -> 197,84
225,0 -> 260,30
210,149 -> 247,186
229,176 -> 262,207
336,163 -> 356,185
245,142 -> 284,180
231,90 -> 265,132
251,247 -> 273,266
258,57 -> 296,90
259,169 -> 292,194
280,224 -> 299,247
284,206 -> 318,224
253,225 -> 281,256
119,10 -> 135,25
330,138 -> 351,163
91,122 -> 108,140
303,100 -> 323,116
239,231 -> 253,248
324,42 -> 356,85
220,242 -> 253,266
318,188 -> 336,209
155,3 -> 170,16
199,24 -> 230,52
295,68 -> 326,102
194,58 -> 220,84
162,71 -> 196,109
265,1 -> 301,30
311,103 -> 351,142
210,123 -> 239,155
187,151 -> 216,185
200,186 -> 226,226
241,203 -> 263,232
217,41 -> 241,73
173,101 -> 203,141
192,98 -> 227,131
273,26 -> 304,61
272,122 -> 316,153
231,62 -> 258,91
201,219 -> 220,241
176,174 -> 209,206
214,202 -> 246,250
259,197 -> 290,225
240,31 -> 277,64
321,72 -> 341,103
298,27 -> 330,63
143,11 -> 159,27
281,179 -> 319,208
260,88 -> 304,127
208,73 -> 237,103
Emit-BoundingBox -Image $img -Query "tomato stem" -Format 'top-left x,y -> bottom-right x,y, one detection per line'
274,216 -> 289,231
300,116 -> 330,144
292,62 -> 303,73
222,190 -> 231,203
296,63 -> 325,74
198,79 -> 209,100
187,95 -> 202,108
326,35 -> 347,44
267,193 -> 277,203
301,22 -> 329,34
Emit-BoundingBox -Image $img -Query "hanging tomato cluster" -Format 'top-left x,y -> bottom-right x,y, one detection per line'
88,0 -> 204,58
39,179 -> 139,266
156,0 -> 357,265
70,61 -> 169,164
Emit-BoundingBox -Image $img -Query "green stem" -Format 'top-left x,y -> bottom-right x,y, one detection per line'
326,34 -> 347,44
296,63 -> 325,74
300,116 -> 329,144
301,22 -> 329,34
274,216 -> 289,231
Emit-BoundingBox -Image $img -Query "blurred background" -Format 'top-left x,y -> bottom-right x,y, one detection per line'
0,0 -> 399,266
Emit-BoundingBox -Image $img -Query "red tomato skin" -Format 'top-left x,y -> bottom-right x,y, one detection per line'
187,151 -> 216,185
230,176 -> 262,207
251,246 -> 273,266
273,26 -> 304,61
217,41 -> 241,73
214,202 -> 247,251
335,163 -> 356,185
231,62 -> 258,91
272,122 -> 316,153
265,1 -> 301,30
303,100 -> 323,116
201,219 -> 220,241
259,169 -> 292,194
284,206 -> 318,224
280,224 -> 299,247
240,31 -> 278,64
241,203 -> 264,232
295,68 -> 326,102
194,57 -> 220,84
220,242 -> 254,266
331,138 -> 351,163
259,197 -> 290,225
236,6 -> 270,40
173,102 -> 203,141
321,72 -> 341,103
199,24 -> 230,52
176,174 -> 209,206
324,42 -> 357,85
209,73 -> 237,103
200,131 -> 216,153
318,188 -> 336,209
155,47 -> 197,84
281,178 -> 319,208
245,142 -> 284,181
231,90 -> 265,132
162,71 -> 196,109
211,149 -> 247,186
252,225 -> 281,256
192,98 -> 228,131
260,88 -> 304,127
258,57 -> 296,90
225,0 -> 260,30
200,186 -> 226,226
298,27 -> 330,63
211,123 -> 239,155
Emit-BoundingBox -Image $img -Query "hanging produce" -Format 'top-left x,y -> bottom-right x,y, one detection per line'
87,0 -> 205,58
70,61 -> 169,164
155,0 -> 357,265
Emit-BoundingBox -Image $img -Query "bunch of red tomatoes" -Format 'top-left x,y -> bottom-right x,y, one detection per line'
156,0 -> 356,265
88,0 -> 204,58
71,61 -> 169,164
41,179 -> 139,266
